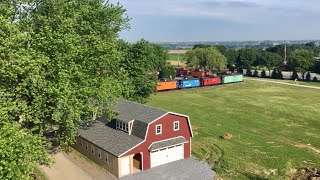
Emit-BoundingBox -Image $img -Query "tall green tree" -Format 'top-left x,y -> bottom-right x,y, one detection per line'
288,49 -> 316,80
225,49 -> 238,68
236,48 -> 257,69
120,39 -> 168,103
257,51 -> 283,75
1,0 -> 132,165
184,47 -> 227,71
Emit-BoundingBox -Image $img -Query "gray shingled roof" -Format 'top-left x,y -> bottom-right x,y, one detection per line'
130,120 -> 148,139
116,100 -> 168,123
149,137 -> 188,151
78,99 -> 171,157
78,121 -> 143,157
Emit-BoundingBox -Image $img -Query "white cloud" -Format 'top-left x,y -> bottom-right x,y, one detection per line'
113,0 -> 320,23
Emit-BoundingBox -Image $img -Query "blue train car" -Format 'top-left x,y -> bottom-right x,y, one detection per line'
177,78 -> 200,89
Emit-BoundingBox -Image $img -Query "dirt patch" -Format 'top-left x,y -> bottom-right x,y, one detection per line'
295,144 -> 320,154
167,60 -> 187,66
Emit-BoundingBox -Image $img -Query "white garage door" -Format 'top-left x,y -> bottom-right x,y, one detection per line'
120,157 -> 130,177
150,144 -> 184,168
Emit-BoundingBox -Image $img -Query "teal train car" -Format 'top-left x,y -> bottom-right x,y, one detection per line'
221,74 -> 243,84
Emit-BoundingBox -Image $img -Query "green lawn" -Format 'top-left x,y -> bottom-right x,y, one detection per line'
279,79 -> 320,87
168,54 -> 185,61
148,81 -> 320,179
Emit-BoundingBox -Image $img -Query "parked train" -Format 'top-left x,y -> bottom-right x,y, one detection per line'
157,74 -> 243,91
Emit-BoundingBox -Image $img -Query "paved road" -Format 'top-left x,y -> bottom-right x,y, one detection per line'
122,157 -> 215,180
245,77 -> 320,90
243,69 -> 320,80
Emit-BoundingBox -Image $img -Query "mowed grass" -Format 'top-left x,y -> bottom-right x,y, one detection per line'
148,81 -> 320,179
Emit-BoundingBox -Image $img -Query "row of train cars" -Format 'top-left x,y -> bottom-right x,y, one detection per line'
157,68 -> 244,91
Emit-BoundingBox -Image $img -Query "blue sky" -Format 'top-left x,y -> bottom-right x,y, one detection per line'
111,0 -> 320,42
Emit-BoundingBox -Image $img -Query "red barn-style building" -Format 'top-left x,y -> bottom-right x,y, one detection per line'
74,100 -> 193,178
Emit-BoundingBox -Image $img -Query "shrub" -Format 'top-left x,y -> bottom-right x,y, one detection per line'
306,72 -> 311,82
261,69 -> 267,78
271,68 -> 277,79
253,70 -> 259,77
159,64 -> 176,79
313,77 -> 318,82
277,70 -> 283,79
246,69 -> 252,76
291,71 -> 299,80
237,68 -> 243,74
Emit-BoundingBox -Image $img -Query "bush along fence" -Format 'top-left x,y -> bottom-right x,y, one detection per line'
241,68 -> 319,82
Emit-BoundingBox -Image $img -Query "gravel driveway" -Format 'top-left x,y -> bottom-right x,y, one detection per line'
122,157 -> 215,180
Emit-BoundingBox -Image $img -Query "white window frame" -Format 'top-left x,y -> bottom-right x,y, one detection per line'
156,124 -> 162,135
174,121 -> 179,131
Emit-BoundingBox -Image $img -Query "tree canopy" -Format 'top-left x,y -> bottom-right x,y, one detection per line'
0,0 -> 150,178
184,47 -> 227,71
288,49 -> 316,79
119,39 -> 168,103
236,48 -> 258,69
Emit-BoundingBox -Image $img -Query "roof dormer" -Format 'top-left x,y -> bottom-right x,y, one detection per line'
116,120 -> 134,135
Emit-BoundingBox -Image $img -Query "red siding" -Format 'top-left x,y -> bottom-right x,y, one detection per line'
121,114 -> 192,170
201,77 -> 221,86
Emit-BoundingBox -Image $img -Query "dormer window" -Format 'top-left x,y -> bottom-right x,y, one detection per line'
116,120 -> 128,133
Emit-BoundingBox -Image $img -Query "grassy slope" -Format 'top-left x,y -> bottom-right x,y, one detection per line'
148,81 -> 320,179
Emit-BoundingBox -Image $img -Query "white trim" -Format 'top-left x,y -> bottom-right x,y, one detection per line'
189,137 -> 192,157
128,120 -> 134,135
148,136 -> 188,150
118,113 -> 168,157
118,111 -> 193,157
168,112 -> 194,137
156,124 -> 162,135
141,152 -> 144,171
173,121 -> 179,131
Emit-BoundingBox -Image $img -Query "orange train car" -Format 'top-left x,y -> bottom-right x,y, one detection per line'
157,80 -> 177,91
191,71 -> 205,77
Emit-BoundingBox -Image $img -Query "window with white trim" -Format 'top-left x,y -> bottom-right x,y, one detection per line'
156,125 -> 162,135
105,153 -> 109,163
91,146 -> 95,154
116,120 -> 129,132
174,121 -> 179,131
98,149 -> 101,159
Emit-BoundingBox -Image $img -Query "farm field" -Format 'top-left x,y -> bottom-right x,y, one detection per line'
168,54 -> 185,61
148,81 -> 320,179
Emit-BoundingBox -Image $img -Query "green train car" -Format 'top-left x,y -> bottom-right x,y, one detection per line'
221,74 -> 243,84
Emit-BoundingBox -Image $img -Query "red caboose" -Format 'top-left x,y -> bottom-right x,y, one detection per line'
200,76 -> 221,86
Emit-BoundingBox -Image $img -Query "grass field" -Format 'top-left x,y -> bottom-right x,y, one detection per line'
246,77 -> 320,87
168,54 -> 185,61
148,81 -> 320,179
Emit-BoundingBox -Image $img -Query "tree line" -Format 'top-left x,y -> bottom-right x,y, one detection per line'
0,1 -> 169,178
184,43 -> 320,81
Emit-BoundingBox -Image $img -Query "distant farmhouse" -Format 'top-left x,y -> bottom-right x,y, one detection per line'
74,100 -> 193,178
